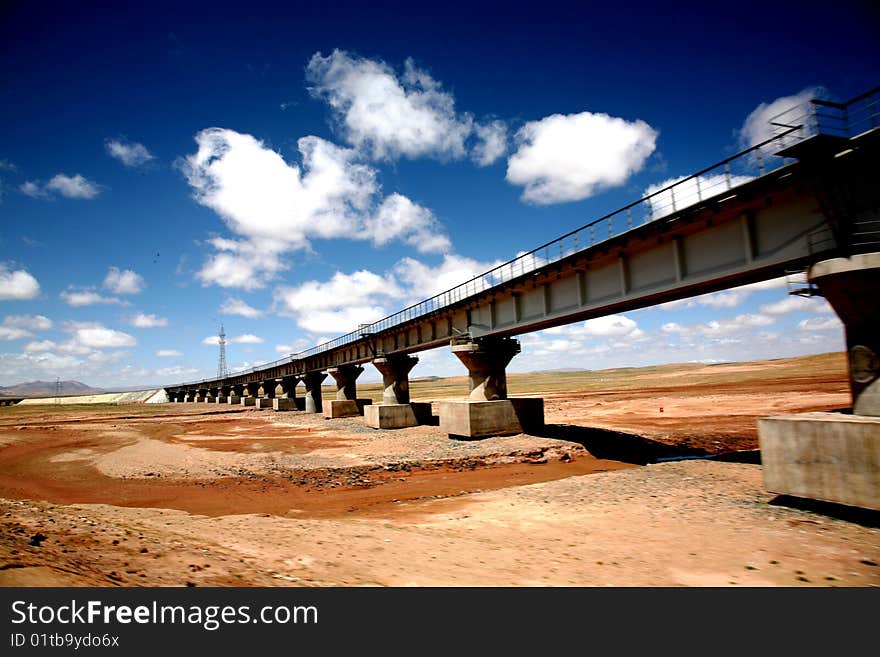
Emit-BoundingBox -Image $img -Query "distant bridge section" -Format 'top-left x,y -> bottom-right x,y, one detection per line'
166,87 -> 880,437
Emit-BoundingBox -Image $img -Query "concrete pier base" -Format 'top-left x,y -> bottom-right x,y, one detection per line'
438,398 -> 544,438
241,397 -> 256,407
758,412 -> 880,511
365,403 -> 432,429
216,396 -> 227,404
256,398 -> 274,409
325,399 -> 372,419
228,396 -> 241,405
273,398 -> 301,411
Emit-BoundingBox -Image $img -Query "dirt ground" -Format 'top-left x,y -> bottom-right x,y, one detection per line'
0,352 -> 877,587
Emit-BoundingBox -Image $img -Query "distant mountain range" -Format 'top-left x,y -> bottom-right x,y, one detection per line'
0,380 -> 105,397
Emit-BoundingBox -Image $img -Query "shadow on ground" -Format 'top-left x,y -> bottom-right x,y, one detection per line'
537,424 -> 710,465
769,495 -> 880,528
536,423 -> 761,465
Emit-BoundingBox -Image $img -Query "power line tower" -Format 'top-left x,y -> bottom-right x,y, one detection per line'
217,323 -> 228,378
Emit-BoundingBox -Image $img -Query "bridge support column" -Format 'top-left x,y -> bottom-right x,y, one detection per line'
758,252 -> 880,511
241,383 -> 259,407
365,355 -> 430,429
274,376 -> 302,411
228,384 -> 244,405
185,390 -> 197,403
195,389 -> 208,402
439,338 -> 543,438
303,372 -> 327,413
255,380 -> 276,409
326,365 -> 372,418
216,386 -> 230,404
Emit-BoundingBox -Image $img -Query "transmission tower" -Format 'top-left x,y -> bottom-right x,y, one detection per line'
217,323 -> 228,378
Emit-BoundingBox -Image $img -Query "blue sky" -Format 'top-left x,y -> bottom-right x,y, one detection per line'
1,1 -> 877,388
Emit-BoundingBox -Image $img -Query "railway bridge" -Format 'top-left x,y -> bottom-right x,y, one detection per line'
165,88 -> 880,445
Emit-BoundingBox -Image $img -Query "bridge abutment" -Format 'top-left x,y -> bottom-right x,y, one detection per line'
440,338 -> 544,438
365,355 -> 430,429
759,252 -> 880,511
326,365 -> 372,418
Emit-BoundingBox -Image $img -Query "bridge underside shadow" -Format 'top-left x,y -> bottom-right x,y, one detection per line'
532,423 -> 714,465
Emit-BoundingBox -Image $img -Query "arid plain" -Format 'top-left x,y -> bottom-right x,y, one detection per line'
1,351 -> 878,587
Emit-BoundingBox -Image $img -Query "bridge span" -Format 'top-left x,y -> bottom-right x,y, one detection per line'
166,88 -> 880,440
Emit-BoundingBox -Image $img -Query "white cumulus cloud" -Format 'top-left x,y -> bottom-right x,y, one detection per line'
60,289 -> 125,307
220,297 -> 264,318
104,267 -> 144,294
156,349 -> 182,357
506,111 -> 657,204
105,139 -> 156,167
71,326 -> 137,349
760,295 -> 832,315
797,317 -> 841,331
472,120 -> 508,166
365,194 -> 451,253
45,174 -> 100,199
0,326 -> 31,340
0,264 -> 40,301
19,181 -> 46,198
0,314 -> 52,340
3,314 -> 52,330
307,50 -> 474,161
129,313 -> 168,328
181,128 -> 449,288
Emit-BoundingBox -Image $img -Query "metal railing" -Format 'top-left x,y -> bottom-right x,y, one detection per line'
174,86 -> 879,387
767,86 -> 880,149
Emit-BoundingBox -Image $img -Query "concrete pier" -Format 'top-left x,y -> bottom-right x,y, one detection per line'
808,253 -> 880,416
256,398 -> 273,409
273,376 -> 300,412
374,355 -> 418,404
227,396 -> 241,405
303,372 -> 327,413
438,398 -> 544,438
366,355 -> 425,429
326,365 -> 371,418
757,252 -> 880,510
260,380 -> 277,400
451,337 -> 521,401
759,412 -> 880,510
273,397 -> 304,411
216,396 -> 228,404
327,399 -> 373,418
241,397 -> 256,407
441,338 -> 544,438
365,402 -> 432,429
